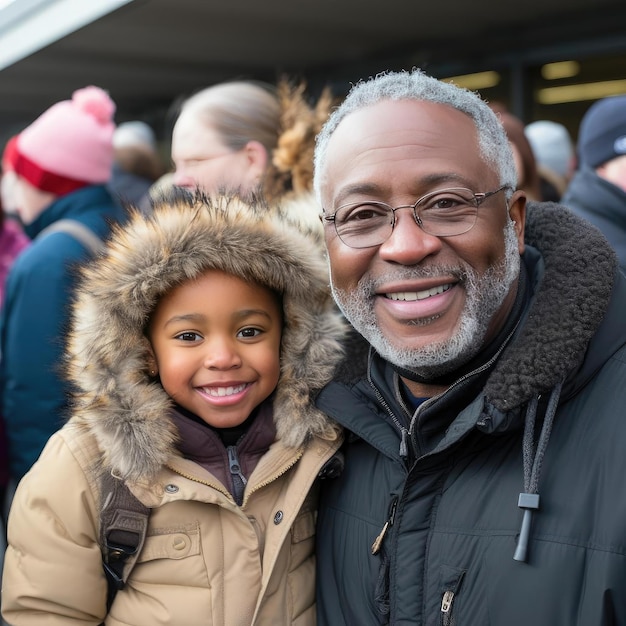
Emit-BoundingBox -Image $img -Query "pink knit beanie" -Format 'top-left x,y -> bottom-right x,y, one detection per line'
13,86 -> 116,195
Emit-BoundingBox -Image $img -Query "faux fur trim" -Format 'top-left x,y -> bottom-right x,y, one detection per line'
65,193 -> 347,482
484,202 -> 617,411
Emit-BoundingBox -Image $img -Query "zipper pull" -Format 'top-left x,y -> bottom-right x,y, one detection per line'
371,521 -> 389,556
371,496 -> 398,555
441,590 -> 454,626
227,446 -> 248,505
441,571 -> 465,625
227,446 -> 248,486
399,428 -> 408,459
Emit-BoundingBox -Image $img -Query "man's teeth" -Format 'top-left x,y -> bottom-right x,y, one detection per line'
386,284 -> 451,301
203,383 -> 247,397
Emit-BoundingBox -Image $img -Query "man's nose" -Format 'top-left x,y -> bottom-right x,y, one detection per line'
378,209 -> 442,264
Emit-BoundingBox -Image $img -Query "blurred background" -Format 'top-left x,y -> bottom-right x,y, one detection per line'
0,0 -> 625,165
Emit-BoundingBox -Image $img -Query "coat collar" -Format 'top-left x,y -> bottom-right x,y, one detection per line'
26,184 -> 112,239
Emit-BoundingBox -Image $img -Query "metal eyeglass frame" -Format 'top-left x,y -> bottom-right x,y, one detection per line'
322,185 -> 511,249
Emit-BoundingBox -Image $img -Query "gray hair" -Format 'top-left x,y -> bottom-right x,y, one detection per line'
180,80 -> 280,155
313,69 -> 517,204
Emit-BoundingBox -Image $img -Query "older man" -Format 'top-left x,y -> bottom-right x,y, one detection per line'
313,69 -> 626,625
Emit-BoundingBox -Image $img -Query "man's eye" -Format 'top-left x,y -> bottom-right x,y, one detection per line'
423,193 -> 471,211
433,198 -> 458,209
341,204 -> 389,223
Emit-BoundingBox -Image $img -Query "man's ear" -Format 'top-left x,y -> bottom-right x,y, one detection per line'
508,190 -> 526,254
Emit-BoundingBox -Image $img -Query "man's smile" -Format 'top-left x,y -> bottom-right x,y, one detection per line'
385,283 -> 453,301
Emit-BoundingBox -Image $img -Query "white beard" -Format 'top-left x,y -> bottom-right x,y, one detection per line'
331,219 -> 521,378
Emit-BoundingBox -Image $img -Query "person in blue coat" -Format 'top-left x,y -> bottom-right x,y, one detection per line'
312,69 -> 626,625
0,86 -> 126,485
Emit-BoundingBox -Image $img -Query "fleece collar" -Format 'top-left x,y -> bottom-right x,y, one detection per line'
481,203 -> 617,417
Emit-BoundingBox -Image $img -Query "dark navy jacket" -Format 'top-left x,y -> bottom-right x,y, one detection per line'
315,204 -> 626,625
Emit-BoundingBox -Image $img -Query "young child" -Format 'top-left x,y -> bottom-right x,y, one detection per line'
2,193 -> 347,625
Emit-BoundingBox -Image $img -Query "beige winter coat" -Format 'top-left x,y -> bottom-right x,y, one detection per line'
2,194 -> 347,625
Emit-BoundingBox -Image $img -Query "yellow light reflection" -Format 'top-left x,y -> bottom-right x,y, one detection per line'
538,80 -> 626,104
541,61 -> 580,80
442,71 -> 500,91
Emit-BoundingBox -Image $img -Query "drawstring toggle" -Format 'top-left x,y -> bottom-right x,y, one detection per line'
513,492 -> 539,562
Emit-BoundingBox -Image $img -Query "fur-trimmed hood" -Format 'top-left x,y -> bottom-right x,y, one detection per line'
65,193 -> 347,483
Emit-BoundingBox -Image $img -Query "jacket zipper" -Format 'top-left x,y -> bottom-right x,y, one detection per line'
440,571 -> 465,626
441,590 -> 455,626
368,379 -> 409,460
371,495 -> 399,555
405,319 -> 522,452
166,467 -> 231,498
227,446 -> 248,505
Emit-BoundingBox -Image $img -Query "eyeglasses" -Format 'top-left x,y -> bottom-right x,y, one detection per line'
323,186 -> 510,249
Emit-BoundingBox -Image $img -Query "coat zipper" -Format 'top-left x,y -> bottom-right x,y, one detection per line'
227,446 -> 248,506
371,495 -> 399,555
243,448 -> 304,503
440,570 -> 465,626
362,308 -> 522,462
441,590 -> 455,626
166,466 -> 231,498
368,379 -> 409,460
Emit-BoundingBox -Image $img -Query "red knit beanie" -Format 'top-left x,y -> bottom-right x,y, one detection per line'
13,86 -> 116,195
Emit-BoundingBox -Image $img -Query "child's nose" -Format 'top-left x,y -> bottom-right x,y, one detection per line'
203,339 -> 242,370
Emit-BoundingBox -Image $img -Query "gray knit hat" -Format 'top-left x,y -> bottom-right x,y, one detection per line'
577,95 -> 626,168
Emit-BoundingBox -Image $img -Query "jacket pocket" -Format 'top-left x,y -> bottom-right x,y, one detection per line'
131,522 -> 207,586
439,565 -> 465,626
109,523 -> 212,624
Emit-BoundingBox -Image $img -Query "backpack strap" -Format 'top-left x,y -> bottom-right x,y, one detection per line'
38,218 -> 105,255
99,471 -> 150,611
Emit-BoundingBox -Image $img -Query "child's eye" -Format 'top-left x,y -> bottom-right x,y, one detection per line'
238,327 -> 262,339
175,331 -> 202,342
